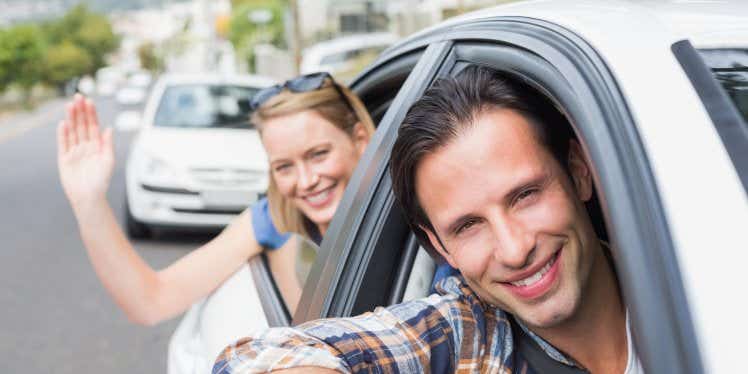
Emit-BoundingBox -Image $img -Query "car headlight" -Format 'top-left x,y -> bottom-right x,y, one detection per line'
142,156 -> 180,186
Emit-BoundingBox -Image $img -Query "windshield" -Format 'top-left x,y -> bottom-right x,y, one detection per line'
699,49 -> 748,124
153,84 -> 259,129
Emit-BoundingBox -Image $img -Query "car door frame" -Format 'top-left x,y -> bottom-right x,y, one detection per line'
296,15 -> 707,374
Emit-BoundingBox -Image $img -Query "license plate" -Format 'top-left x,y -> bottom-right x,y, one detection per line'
202,190 -> 257,207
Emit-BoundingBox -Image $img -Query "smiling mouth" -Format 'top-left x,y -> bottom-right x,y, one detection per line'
501,248 -> 562,299
509,252 -> 559,287
302,184 -> 335,208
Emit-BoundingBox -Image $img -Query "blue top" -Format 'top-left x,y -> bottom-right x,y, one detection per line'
251,197 -> 291,250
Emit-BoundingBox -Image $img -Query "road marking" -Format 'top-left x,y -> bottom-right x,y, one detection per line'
0,99 -> 67,144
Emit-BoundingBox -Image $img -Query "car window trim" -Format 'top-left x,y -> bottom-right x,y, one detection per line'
672,40 -> 748,192
248,255 -> 291,326
293,41 -> 455,324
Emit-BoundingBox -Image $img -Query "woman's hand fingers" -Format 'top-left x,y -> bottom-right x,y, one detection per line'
73,94 -> 89,143
57,120 -> 69,156
85,98 -> 99,142
66,102 -> 79,147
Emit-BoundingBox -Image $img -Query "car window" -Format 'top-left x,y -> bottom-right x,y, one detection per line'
698,49 -> 748,124
264,234 -> 320,316
153,84 -> 258,129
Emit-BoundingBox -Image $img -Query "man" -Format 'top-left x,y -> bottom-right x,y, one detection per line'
214,66 -> 642,373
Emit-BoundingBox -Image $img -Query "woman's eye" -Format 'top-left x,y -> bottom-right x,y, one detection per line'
311,149 -> 329,159
274,164 -> 291,173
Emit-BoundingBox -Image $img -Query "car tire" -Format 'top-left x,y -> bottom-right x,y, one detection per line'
124,193 -> 151,239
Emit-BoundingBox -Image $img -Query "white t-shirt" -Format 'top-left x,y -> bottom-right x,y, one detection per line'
625,313 -> 645,374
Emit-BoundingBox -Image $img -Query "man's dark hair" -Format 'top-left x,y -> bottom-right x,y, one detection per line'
389,65 -> 574,261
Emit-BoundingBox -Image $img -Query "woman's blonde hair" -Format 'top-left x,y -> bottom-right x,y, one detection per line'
251,79 -> 375,240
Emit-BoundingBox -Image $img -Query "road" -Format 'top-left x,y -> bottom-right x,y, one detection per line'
0,96 -> 214,373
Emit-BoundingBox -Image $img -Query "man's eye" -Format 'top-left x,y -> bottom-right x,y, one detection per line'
515,188 -> 539,204
456,218 -> 480,235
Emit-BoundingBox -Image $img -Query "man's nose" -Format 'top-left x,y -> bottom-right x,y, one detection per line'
297,163 -> 320,190
490,216 -> 533,269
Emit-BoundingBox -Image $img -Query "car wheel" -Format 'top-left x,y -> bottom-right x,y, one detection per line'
124,193 -> 151,239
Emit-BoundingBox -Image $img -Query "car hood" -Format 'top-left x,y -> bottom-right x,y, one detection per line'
134,127 -> 268,171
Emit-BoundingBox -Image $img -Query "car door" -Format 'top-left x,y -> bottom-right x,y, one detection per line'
296,16 -> 711,374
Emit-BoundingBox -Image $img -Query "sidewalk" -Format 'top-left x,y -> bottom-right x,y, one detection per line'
0,97 -> 68,144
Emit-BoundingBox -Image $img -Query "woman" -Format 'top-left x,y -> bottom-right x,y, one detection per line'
56,72 -> 374,325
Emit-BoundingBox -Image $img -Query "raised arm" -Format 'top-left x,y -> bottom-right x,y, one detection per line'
57,95 -> 264,325
212,294 -> 462,373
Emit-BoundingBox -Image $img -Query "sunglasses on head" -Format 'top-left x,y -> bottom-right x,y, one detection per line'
250,72 -> 349,111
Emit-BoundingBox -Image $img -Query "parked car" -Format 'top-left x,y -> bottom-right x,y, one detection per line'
168,1 -> 748,373
96,66 -> 125,97
300,32 -> 397,82
124,73 -> 276,238
115,86 -> 147,106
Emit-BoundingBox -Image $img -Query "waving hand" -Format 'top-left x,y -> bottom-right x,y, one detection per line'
57,94 -> 114,209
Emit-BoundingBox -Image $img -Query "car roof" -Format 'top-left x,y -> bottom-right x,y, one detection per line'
155,73 -> 277,88
393,0 -> 748,51
303,32 -> 398,61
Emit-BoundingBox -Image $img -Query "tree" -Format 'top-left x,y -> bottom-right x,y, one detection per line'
72,10 -> 119,73
42,41 -> 93,93
228,0 -> 287,72
0,25 -> 45,95
137,42 -> 164,73
41,4 -> 119,75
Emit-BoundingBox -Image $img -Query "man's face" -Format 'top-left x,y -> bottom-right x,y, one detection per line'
415,108 -> 601,328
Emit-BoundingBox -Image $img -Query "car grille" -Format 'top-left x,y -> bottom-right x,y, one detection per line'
172,207 -> 245,215
189,167 -> 265,188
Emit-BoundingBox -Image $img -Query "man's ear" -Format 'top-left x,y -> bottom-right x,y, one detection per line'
422,225 -> 459,269
567,139 -> 593,202
351,122 -> 371,156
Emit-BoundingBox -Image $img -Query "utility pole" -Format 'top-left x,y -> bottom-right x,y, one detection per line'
289,0 -> 302,75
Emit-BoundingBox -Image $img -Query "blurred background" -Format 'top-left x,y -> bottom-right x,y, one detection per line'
0,0 -> 515,372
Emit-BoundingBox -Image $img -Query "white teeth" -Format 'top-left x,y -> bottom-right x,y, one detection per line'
305,188 -> 330,205
510,255 -> 556,287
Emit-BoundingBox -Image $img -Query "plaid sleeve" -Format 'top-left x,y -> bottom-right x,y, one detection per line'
213,293 -> 464,374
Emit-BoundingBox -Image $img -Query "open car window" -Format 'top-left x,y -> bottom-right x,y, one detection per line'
258,49 -> 425,324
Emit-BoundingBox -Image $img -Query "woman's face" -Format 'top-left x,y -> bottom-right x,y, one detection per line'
260,109 -> 369,234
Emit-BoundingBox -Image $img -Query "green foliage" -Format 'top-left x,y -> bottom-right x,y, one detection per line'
0,24 -> 46,93
228,0 -> 287,72
137,42 -> 164,73
29,4 -> 119,91
41,41 -> 93,90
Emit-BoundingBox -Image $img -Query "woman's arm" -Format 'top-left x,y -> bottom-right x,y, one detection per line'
266,236 -> 304,313
58,95 -> 262,325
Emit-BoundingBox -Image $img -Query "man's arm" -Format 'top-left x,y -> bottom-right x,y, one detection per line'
213,293 -> 462,374
274,368 -> 339,374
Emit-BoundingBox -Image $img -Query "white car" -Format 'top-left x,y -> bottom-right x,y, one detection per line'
300,32 -> 397,81
169,1 -> 748,373
124,74 -> 276,238
115,86 -> 147,106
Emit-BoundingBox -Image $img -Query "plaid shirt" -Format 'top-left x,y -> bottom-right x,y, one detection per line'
213,276 -> 580,373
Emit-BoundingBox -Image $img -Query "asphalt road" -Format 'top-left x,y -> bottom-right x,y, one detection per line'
0,96 -> 215,373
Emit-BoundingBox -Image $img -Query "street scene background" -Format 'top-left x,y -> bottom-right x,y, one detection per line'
0,0 -> 512,372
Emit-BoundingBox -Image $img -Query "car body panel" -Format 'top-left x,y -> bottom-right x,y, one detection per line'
168,264 -> 269,374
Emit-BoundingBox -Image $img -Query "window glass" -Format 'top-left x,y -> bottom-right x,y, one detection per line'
698,49 -> 748,124
154,84 -> 258,129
